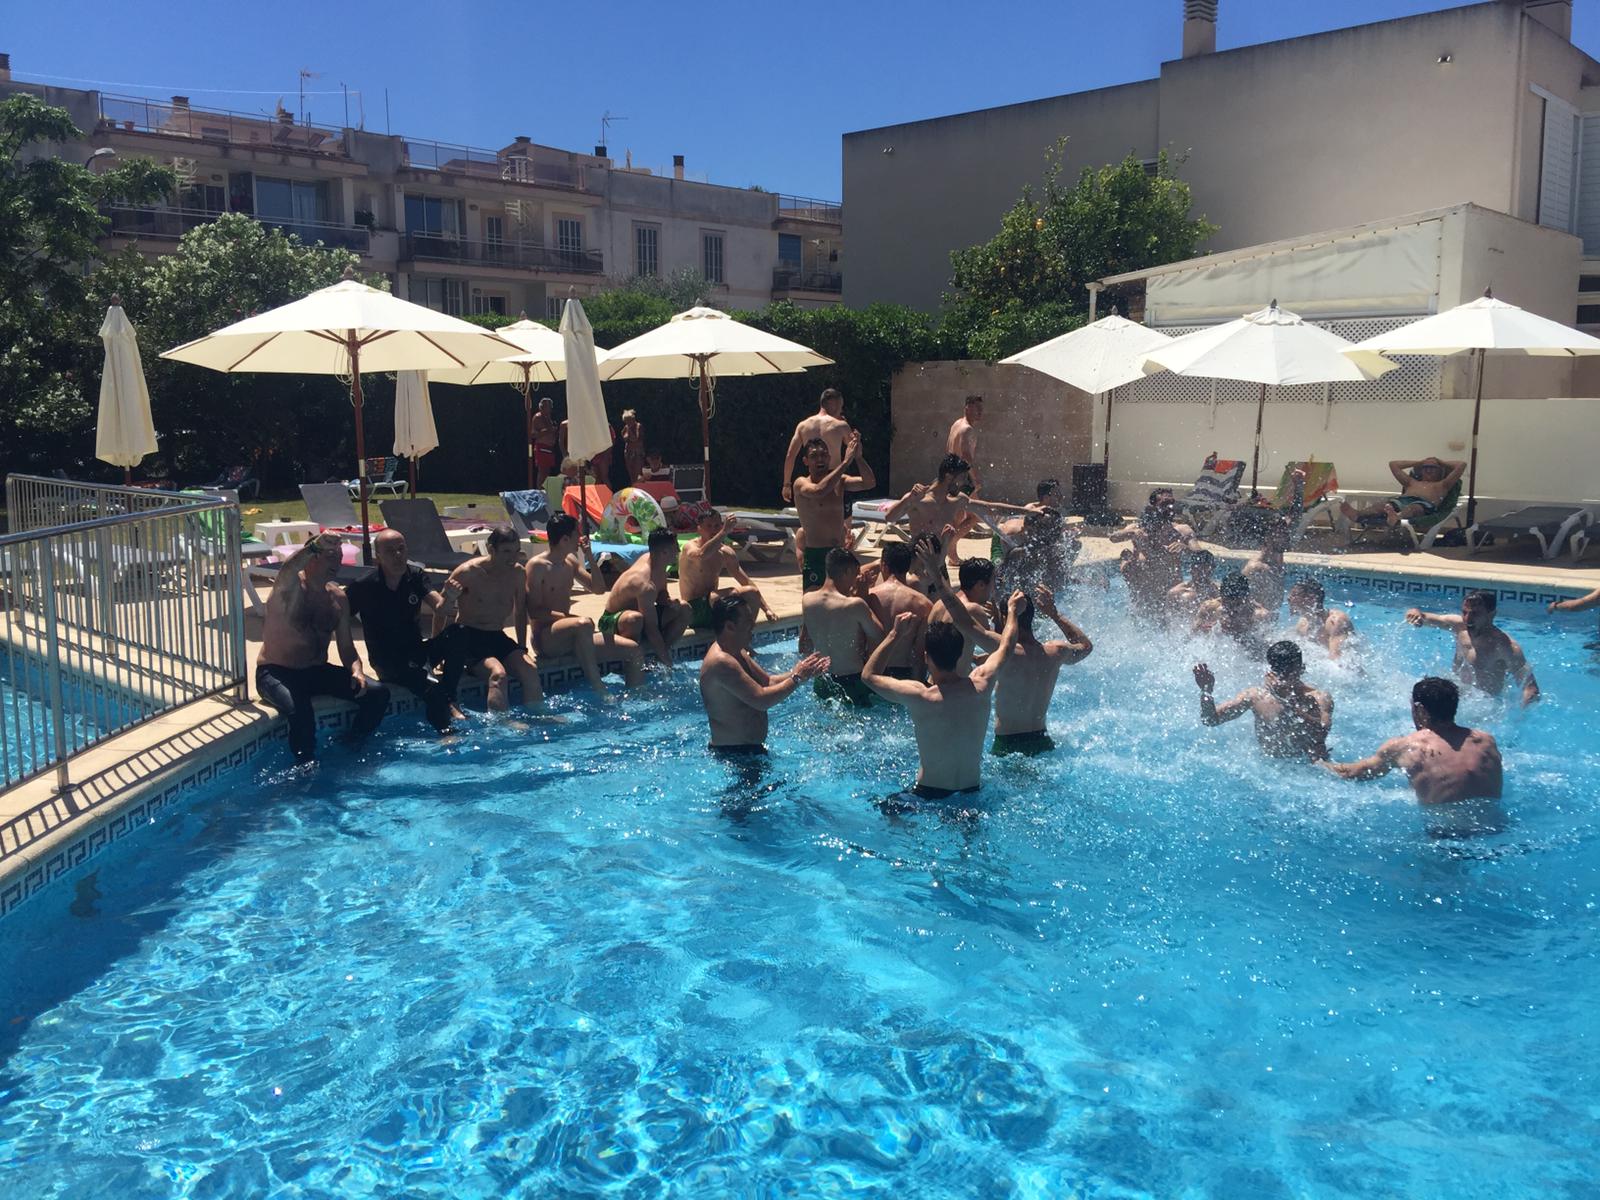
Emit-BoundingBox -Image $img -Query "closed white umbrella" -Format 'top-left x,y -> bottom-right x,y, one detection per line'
1144,301 -> 1396,496
1000,312 -> 1171,473
1346,291 -> 1600,524
600,306 -> 833,501
561,298 -> 611,534
393,370 -> 439,495
161,276 -> 519,559
96,301 -> 158,484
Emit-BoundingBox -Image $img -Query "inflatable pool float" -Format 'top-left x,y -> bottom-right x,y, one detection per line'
598,487 -> 667,543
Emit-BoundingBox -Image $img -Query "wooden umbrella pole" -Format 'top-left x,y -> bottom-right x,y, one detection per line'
350,332 -> 372,565
522,369 -> 534,489
1250,382 -> 1267,498
1102,388 -> 1113,472
408,456 -> 418,498
697,356 -> 713,503
1466,346 -> 1486,527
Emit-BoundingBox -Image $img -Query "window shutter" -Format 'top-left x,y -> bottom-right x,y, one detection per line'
1538,93 -> 1578,232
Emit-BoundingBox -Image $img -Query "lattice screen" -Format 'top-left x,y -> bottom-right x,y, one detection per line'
1122,316 -> 1441,405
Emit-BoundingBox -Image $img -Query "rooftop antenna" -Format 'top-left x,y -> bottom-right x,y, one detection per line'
599,111 -> 628,147
298,68 -> 323,125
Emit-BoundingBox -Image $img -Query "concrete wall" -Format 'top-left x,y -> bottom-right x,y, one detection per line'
889,361 -> 1093,504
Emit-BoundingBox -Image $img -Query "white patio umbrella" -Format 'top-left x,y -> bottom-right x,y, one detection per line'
161,276 -> 519,560
560,298 -> 612,533
430,315 -> 603,487
1346,291 -> 1600,525
392,370 -> 439,496
599,306 -> 833,501
1144,301 -> 1396,496
1000,311 -> 1171,473
95,300 -> 158,484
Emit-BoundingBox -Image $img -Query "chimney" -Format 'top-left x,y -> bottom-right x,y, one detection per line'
0,53 -> 11,83
171,94 -> 190,110
673,154 -> 685,181
594,144 -> 607,158
514,135 -> 530,145
1182,0 -> 1217,58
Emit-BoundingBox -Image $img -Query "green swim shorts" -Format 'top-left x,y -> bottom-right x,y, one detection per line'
688,595 -> 715,631
814,672 -> 876,708
801,545 -> 835,593
991,729 -> 1055,757
597,609 -> 623,635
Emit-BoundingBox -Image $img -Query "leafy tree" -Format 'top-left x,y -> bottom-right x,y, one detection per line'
0,93 -> 173,474
943,147 -> 1217,360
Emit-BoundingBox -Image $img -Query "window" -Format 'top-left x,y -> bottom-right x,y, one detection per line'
484,215 -> 504,246
413,277 -> 464,316
1581,275 -> 1600,293
256,177 -> 327,224
703,231 -> 725,284
546,295 -> 563,321
1578,304 -> 1600,325
1536,88 -> 1579,233
557,217 -> 583,253
404,193 -> 463,236
635,224 -> 660,277
472,291 -> 507,316
777,233 -> 802,269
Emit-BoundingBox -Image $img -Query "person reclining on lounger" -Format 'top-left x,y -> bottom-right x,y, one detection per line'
1340,457 -> 1465,527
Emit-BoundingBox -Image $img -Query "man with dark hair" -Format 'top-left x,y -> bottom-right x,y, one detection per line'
599,528 -> 693,670
780,387 -> 852,504
678,508 -> 777,631
1287,577 -> 1355,660
1406,590 -> 1539,706
1340,456 -> 1466,527
1193,572 -> 1272,651
1168,549 -> 1219,612
864,590 -> 1027,799
946,394 -> 985,492
257,532 -> 391,762
867,540 -> 935,679
1244,517 -> 1292,611
991,586 -> 1094,757
1192,640 -> 1333,760
801,547 -> 885,706
530,396 -> 559,486
525,512 -> 643,695
699,595 -> 829,754
932,556 -> 1006,675
433,524 -> 543,713
345,527 -> 459,732
1324,676 -> 1502,804
792,430 -> 876,592
886,455 -> 1036,565
1110,488 -> 1193,593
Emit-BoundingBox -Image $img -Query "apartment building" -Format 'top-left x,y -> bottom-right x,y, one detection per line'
0,58 -> 843,318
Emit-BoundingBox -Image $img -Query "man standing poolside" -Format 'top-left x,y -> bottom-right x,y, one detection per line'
525,513 -> 643,696
530,396 -> 559,487
1192,640 -> 1333,761
1324,677 -> 1502,804
991,586 -> 1093,757
801,548 -> 886,707
1405,590 -> 1539,706
700,595 -> 829,755
781,387 -> 852,505
433,525 -> 543,713
864,591 -> 1026,800
1287,578 -> 1355,661
679,509 -> 777,632
345,528 -> 458,732
945,394 -> 985,493
257,533 -> 389,762
793,430 -> 875,593
601,528 -> 693,671
867,541 -> 934,679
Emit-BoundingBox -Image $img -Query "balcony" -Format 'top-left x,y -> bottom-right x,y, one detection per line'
777,194 -> 843,224
103,205 -> 371,254
402,139 -> 588,191
400,233 -> 603,275
97,94 -> 347,157
773,267 -> 843,293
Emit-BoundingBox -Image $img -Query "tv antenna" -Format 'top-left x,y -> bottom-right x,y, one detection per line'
599,111 -> 628,147
298,68 -> 323,124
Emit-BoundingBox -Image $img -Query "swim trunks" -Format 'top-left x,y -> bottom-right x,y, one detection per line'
437,624 -> 520,665
688,595 -> 715,631
709,743 -> 768,757
1357,494 -> 1440,526
597,609 -> 623,635
991,729 -> 1056,757
910,782 -> 980,800
801,545 -> 835,593
883,665 -> 920,681
814,672 -> 876,707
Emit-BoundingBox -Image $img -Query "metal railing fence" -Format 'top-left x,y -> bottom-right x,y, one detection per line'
104,205 -> 371,254
777,194 -> 843,223
402,140 -> 588,190
1,476 -> 248,798
400,233 -> 604,274
97,93 -> 347,156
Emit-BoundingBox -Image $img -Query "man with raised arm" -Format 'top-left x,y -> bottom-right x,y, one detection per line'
801,548 -> 886,707
932,556 -> 1004,675
699,595 -> 829,756
257,532 -> 390,762
991,586 -> 1094,757
1324,677 -> 1502,805
1340,456 -> 1466,527
1405,590 -> 1539,706
433,525 -> 543,714
780,387 -> 852,505
792,430 -> 876,593
864,590 -> 1026,800
1287,578 -> 1356,661
1549,584 -> 1600,647
1109,488 -> 1194,594
525,512 -> 643,696
867,541 -> 935,679
345,527 -> 458,732
600,528 -> 694,671
1192,640 -> 1333,761
886,455 -> 1037,565
679,508 -> 777,632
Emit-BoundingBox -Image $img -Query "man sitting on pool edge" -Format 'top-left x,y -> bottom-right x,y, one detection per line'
600,528 -> 694,671
678,508 -> 778,632
699,595 -> 829,756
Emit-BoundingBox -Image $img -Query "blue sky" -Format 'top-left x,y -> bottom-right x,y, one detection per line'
8,1 -> 1599,199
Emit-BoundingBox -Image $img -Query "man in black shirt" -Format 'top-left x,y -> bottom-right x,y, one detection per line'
345,528 -> 460,731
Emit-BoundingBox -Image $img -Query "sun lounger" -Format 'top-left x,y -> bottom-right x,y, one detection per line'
345,455 -> 408,498
377,498 -> 473,571
1465,504 -> 1591,559
500,489 -> 551,539
299,483 -> 387,536
1176,455 -> 1246,536
1337,479 -> 1464,551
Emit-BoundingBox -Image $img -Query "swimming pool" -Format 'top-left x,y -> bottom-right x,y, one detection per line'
0,659 -> 132,787
2,577 -> 1597,1197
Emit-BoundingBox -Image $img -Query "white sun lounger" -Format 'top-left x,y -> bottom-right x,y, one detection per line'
1464,505 -> 1592,560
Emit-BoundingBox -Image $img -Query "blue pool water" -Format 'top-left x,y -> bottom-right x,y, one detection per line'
0,661 -> 127,785
2,578 -> 1598,1197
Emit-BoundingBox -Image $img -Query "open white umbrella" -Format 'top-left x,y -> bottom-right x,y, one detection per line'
1000,311 -> 1171,474
599,306 -> 833,501
96,300 -> 158,484
560,298 -> 611,533
1346,291 -> 1600,524
161,276 -> 519,559
1145,302 -> 1396,496
393,370 -> 439,496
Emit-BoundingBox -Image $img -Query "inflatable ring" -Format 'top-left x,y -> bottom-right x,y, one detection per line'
599,487 -> 667,542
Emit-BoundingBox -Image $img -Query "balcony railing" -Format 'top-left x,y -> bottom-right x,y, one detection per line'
103,206 -> 371,254
97,93 -> 346,157
402,139 -> 588,190
401,233 -> 603,274
773,267 -> 843,293
777,194 -> 843,223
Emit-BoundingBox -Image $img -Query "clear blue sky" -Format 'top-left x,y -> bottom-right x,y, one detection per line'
8,1 -> 1599,199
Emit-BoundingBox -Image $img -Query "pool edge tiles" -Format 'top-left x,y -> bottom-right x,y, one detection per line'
0,618 -> 805,920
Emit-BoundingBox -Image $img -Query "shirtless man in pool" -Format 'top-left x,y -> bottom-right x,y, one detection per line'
1405,589 -> 1539,706
1192,640 -> 1333,761
1287,577 -> 1356,661
885,455 -> 1037,564
601,528 -> 694,671
866,541 -> 935,679
990,585 -> 1094,757
801,548 -> 885,707
700,595 -> 829,754
1324,676 -> 1502,804
678,508 -> 777,632
434,525 -> 543,712
1340,456 -> 1465,527
793,431 -> 876,594
524,512 -> 643,695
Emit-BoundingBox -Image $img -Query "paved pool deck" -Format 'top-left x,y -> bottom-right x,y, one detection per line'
4,528 -> 1598,899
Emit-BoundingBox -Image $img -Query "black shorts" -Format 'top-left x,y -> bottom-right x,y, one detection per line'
437,624 -> 521,666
